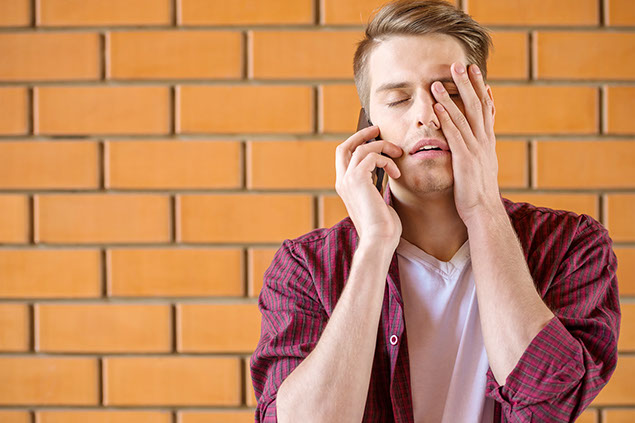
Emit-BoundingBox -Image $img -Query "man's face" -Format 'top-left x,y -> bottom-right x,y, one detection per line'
368,34 -> 478,196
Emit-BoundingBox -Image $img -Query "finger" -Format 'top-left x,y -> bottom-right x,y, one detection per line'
356,151 -> 401,180
433,102 -> 469,157
431,80 -> 476,152
335,125 -> 380,179
450,61 -> 486,140
468,64 -> 495,137
348,140 -> 403,172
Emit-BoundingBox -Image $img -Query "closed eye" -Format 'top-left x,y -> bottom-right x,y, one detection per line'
388,94 -> 462,108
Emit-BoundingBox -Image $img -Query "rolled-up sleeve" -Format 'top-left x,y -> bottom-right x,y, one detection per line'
485,217 -> 621,422
249,239 -> 328,422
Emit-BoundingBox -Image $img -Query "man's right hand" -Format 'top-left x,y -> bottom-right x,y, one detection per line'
335,125 -> 404,251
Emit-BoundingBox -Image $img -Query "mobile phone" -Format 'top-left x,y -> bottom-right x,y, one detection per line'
356,108 -> 388,194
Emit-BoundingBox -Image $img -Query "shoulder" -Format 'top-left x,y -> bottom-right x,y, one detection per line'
282,216 -> 359,259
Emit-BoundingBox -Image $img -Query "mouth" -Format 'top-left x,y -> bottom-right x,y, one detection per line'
410,149 -> 450,159
409,138 -> 450,155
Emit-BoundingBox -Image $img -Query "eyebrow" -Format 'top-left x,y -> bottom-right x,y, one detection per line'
375,78 -> 456,94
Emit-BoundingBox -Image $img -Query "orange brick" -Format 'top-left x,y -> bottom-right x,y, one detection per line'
181,0 -> 312,25
245,357 -> 257,407
180,411 -> 255,423
468,0 -> 598,25
536,32 -> 635,80
496,140 -> 527,187
40,0 -> 171,26
178,194 -> 313,243
607,0 -> 635,26
0,0 -> 30,26
37,304 -> 171,353
500,193 -> 599,220
39,410 -> 171,423
0,32 -> 99,81
109,31 -> 242,80
320,194 -> 348,228
322,0 -> 422,24
604,409 -> 635,422
320,84 -> 360,133
0,411 -> 30,423
0,141 -> 99,189
536,141 -> 634,189
0,357 -> 98,405
248,247 -> 277,297
178,85 -> 312,134
0,304 -> 29,351
251,30 -> 360,79
248,140 -> 338,189
0,249 -> 101,298
607,194 -> 635,242
0,195 -> 29,243
487,32 -> 528,80
618,303 -> 634,352
591,355 -> 634,405
36,86 -> 170,135
109,248 -> 243,297
576,409 -> 598,423
179,304 -> 260,353
106,140 -> 241,189
0,87 -> 28,134
492,86 -> 597,134
36,194 -> 170,243
606,86 -> 635,135
104,357 -> 241,406
615,248 -> 635,296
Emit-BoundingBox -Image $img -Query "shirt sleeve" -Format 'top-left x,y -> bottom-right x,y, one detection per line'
249,239 -> 328,422
485,215 -> 621,422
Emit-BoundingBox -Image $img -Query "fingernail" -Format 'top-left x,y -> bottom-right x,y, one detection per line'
434,81 -> 445,93
471,64 -> 481,75
454,62 -> 465,74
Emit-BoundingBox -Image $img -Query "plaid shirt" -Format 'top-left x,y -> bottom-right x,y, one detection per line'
250,184 -> 620,422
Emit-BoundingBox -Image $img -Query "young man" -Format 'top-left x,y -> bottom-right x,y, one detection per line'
250,1 -> 620,422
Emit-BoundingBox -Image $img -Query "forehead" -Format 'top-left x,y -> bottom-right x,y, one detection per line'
368,34 -> 466,91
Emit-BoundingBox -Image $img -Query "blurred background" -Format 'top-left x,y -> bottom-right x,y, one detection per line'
0,0 -> 633,422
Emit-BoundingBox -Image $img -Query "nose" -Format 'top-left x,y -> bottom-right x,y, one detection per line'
413,89 -> 441,130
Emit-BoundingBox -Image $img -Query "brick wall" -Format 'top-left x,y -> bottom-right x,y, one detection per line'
0,0 -> 633,422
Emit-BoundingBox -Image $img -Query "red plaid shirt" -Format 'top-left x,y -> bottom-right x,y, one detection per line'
250,185 -> 620,422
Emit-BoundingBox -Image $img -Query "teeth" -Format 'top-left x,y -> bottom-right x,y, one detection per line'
418,145 -> 441,151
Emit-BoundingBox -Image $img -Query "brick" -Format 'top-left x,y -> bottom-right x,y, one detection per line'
0,87 -> 28,134
492,86 -> 597,134
618,303 -> 634,352
607,0 -> 635,26
320,194 -> 348,228
320,84 -> 360,133
181,0 -> 312,25
0,411 -> 30,423
39,410 -> 171,423
245,357 -> 257,407
496,140 -> 527,187
536,141 -> 634,189
248,140 -> 338,189
36,86 -> 170,135
179,304 -> 260,352
607,194 -> 635,242
590,355 -> 635,405
0,304 -> 29,351
107,140 -> 241,189
104,357 -> 241,406
0,357 -> 98,405
604,409 -> 635,422
178,194 -> 313,243
0,195 -> 29,243
0,32 -> 99,81
40,0 -> 171,26
36,194 -> 170,243
322,0 -> 424,24
179,85 -> 312,134
37,304 -> 171,353
180,411 -> 255,423
248,247 -> 277,297
0,0 -> 30,26
487,32 -> 528,80
251,30 -> 360,79
0,249 -> 101,298
536,32 -> 635,80
606,86 -> 635,135
109,248 -> 244,297
574,409 -> 597,423
468,0 -> 598,25
500,193 -> 599,221
109,31 -> 242,80
0,141 -> 99,189
615,248 -> 635,296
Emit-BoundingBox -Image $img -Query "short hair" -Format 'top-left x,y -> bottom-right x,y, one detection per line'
353,0 -> 493,115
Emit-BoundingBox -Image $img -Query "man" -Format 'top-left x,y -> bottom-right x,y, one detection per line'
250,1 -> 621,422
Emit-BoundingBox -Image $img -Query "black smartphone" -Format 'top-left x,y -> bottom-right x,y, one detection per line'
356,108 -> 388,194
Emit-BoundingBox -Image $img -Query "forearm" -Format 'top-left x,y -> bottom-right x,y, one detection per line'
467,205 -> 555,386
276,241 -> 394,423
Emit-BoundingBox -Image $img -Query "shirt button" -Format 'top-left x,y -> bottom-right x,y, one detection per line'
390,335 -> 398,345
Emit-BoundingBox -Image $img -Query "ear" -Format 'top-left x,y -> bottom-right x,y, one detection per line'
485,84 -> 495,122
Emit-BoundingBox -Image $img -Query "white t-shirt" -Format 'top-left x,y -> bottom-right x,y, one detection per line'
396,236 -> 495,423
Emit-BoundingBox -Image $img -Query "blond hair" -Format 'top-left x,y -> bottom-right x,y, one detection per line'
353,0 -> 493,115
